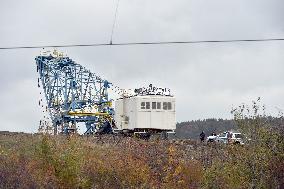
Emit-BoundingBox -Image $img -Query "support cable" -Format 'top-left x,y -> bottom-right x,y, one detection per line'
110,0 -> 120,44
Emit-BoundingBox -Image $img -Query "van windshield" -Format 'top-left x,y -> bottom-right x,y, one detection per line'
235,134 -> 243,139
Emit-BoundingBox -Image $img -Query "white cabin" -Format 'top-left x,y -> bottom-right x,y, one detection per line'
114,95 -> 176,132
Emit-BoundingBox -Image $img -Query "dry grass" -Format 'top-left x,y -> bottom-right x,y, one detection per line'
0,131 -> 283,189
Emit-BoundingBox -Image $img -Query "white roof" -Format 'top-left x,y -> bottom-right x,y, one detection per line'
118,95 -> 174,100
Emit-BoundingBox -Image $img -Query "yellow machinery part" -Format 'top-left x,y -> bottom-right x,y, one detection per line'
68,111 -> 110,117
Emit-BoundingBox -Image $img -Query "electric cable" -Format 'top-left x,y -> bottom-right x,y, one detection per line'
0,38 -> 284,50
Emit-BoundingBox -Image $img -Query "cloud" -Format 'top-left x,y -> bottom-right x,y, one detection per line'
0,0 -> 284,132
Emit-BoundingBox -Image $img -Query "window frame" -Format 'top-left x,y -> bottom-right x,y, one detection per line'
163,102 -> 168,110
152,102 -> 157,109
141,102 -> 145,109
146,102 -> 150,109
167,102 -> 172,110
157,102 -> 161,109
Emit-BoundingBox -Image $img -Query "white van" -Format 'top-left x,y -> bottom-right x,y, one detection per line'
216,132 -> 244,144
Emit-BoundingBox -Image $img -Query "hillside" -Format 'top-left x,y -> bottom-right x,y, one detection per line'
176,118 -> 237,139
176,116 -> 284,139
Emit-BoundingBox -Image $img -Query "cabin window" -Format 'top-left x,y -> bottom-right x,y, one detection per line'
146,102 -> 150,109
141,102 -> 145,109
157,102 -> 161,109
152,102 -> 157,109
163,102 -> 168,110
167,102 -> 172,110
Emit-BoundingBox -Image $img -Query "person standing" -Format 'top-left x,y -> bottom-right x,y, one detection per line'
200,131 -> 205,142
227,131 -> 233,144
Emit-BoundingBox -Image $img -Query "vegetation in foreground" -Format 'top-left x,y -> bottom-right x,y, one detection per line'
0,100 -> 284,189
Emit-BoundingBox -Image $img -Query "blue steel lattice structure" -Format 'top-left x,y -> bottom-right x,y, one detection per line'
35,50 -> 114,134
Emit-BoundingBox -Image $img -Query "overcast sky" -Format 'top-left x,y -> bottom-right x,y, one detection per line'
0,0 -> 284,133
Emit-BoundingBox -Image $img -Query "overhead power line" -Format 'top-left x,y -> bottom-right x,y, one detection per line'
0,38 -> 284,50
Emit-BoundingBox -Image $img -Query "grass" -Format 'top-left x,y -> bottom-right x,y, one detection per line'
0,131 -> 283,189
0,100 -> 283,188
